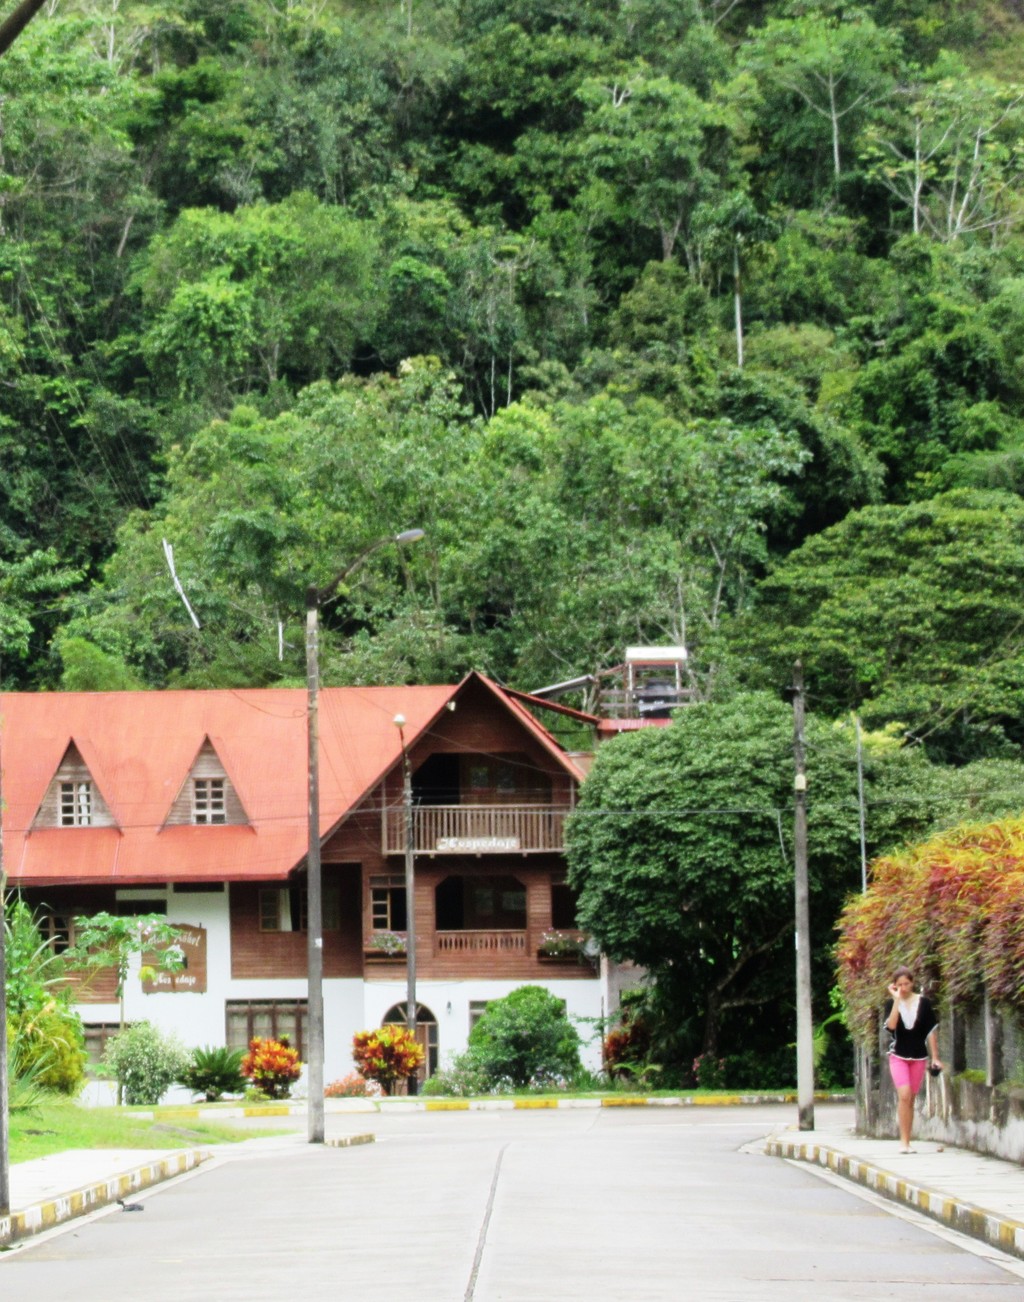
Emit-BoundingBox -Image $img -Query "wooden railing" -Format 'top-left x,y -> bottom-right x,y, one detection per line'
435,930 -> 527,954
382,804 -> 568,855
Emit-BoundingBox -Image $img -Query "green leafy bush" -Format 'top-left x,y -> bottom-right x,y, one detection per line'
420,1052 -> 493,1098
11,1004 -> 87,1096
104,1022 -> 190,1106
468,986 -> 581,1087
4,898 -> 70,1016
178,1045 -> 246,1101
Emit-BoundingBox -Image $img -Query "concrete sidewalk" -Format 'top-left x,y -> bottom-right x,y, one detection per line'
2,1147 -> 209,1246
765,1126 -> 1024,1262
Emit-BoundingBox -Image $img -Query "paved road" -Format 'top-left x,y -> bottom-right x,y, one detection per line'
2,1104 -> 1022,1300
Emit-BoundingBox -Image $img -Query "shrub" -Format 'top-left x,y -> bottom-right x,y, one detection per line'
420,1052 -> 492,1098
604,1019 -> 653,1075
352,1026 -> 425,1095
4,898 -> 71,1017
178,1045 -> 246,1101
324,1071 -> 382,1098
11,1004 -> 87,1096
692,1052 -> 726,1089
240,1036 -> 302,1099
104,1022 -> 190,1106
468,985 -> 581,1087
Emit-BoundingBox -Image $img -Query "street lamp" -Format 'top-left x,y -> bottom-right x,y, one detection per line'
392,714 -> 418,1096
305,528 -> 424,1144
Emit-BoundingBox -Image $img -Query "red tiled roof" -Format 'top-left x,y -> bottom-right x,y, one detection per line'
1,675 -> 580,886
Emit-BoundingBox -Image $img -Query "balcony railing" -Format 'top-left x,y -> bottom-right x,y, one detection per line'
436,930 -> 527,954
382,804 -> 569,855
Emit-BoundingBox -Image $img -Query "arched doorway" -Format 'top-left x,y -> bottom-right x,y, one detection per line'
383,1002 -> 439,1082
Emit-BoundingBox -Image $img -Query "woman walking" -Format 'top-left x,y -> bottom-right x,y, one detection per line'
884,965 -> 943,1153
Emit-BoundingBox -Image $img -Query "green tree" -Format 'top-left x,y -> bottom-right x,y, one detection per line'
741,9 -> 901,186
565,690 -> 989,1065
734,490 -> 1024,761
860,56 -> 1024,243
135,192 -> 380,403
577,68 -> 739,264
0,551 -> 82,685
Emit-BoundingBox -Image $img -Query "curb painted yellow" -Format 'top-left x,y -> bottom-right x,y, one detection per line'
513,1098 -> 559,1108
766,1136 -> 1024,1263
1,1149 -> 209,1248
424,1100 -> 470,1111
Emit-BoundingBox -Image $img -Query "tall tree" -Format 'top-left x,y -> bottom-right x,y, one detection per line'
733,489 -> 1024,762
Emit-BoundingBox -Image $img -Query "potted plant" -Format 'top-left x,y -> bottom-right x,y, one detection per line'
366,930 -> 407,957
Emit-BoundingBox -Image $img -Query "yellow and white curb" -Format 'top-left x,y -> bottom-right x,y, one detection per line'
144,1090 -> 848,1120
765,1136 -> 1024,1262
326,1132 -> 375,1148
1,1149 -> 208,1249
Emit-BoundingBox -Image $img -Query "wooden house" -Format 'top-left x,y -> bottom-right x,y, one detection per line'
1,673 -> 600,1087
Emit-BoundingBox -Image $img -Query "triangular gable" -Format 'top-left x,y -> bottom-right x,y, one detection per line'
31,740 -> 117,830
329,671 -> 584,833
463,673 -> 589,783
163,737 -> 250,826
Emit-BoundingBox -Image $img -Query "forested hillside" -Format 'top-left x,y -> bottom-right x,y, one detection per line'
4,0 -> 1024,766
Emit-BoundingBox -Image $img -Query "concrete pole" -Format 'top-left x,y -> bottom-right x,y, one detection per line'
855,714 -> 868,894
396,721 -> 419,1096
1,725 -> 9,1213
792,660 -> 815,1131
305,589 -> 325,1144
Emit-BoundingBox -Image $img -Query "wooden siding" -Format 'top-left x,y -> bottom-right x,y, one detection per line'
323,810 -> 590,981
19,887 -> 120,1003
165,740 -> 248,825
229,866 -> 362,979
32,744 -> 116,829
362,861 -> 594,981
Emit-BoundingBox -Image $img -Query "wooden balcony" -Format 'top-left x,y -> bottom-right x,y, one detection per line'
382,804 -> 569,855
436,929 -> 527,955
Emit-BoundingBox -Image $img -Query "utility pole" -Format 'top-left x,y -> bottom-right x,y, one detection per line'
791,660 -> 814,1131
394,716 -> 418,1096
305,529 -> 424,1143
855,715 -> 868,894
305,584 -> 326,1144
1,734 -> 9,1216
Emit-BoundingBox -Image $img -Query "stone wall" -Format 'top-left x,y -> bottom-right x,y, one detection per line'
856,998 -> 1024,1162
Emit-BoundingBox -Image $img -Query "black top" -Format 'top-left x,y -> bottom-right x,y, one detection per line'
884,994 -> 938,1060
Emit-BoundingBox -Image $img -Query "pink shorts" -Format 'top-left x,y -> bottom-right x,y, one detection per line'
889,1056 -> 927,1092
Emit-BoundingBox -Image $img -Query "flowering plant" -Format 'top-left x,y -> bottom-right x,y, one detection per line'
352,1026 -> 425,1094
369,930 -> 407,955
538,930 -> 585,958
240,1036 -> 302,1099
692,1052 -> 726,1089
324,1071 -> 382,1098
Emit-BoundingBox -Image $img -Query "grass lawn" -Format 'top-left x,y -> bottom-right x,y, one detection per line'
9,1097 -> 296,1164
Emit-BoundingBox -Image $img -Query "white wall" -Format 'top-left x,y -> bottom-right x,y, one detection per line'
73,886 -> 605,1092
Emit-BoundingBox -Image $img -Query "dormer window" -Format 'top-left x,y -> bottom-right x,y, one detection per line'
33,741 -> 116,830
60,780 -> 93,826
193,777 -> 226,825
165,738 -> 247,827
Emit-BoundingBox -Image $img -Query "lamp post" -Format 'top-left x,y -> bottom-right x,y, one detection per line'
791,659 -> 814,1132
305,528 -> 424,1144
393,714 -> 418,1096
